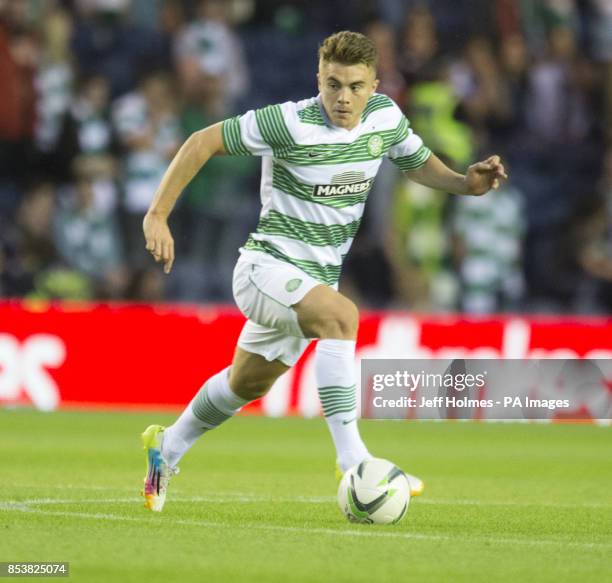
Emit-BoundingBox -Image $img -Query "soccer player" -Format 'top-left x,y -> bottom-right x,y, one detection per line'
140,31 -> 507,511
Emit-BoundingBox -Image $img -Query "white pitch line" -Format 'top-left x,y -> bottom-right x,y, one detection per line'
0,501 -> 30,511
9,496 -> 612,509
3,496 -> 333,506
14,484 -> 143,493
2,504 -> 610,551
4,492 -> 612,509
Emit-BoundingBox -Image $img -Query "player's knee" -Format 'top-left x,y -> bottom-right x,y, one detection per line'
310,298 -> 359,339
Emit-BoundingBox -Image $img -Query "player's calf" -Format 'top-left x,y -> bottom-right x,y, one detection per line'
228,347 -> 289,401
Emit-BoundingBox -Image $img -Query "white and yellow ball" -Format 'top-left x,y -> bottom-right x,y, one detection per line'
337,458 -> 411,525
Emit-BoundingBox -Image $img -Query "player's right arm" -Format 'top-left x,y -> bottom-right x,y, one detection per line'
144,103 -> 294,273
143,122 -> 227,274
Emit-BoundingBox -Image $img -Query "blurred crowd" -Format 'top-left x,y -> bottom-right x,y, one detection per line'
1,0 -> 611,314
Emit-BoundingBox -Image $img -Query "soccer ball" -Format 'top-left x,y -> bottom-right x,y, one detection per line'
337,458 -> 411,525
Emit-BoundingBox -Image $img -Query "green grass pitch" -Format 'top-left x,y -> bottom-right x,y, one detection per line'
1,409 -> 611,582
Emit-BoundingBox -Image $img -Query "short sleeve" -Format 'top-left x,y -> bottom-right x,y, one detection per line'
387,115 -> 432,172
222,103 -> 296,157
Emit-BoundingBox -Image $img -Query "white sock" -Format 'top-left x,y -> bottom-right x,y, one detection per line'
315,339 -> 371,472
161,366 -> 248,468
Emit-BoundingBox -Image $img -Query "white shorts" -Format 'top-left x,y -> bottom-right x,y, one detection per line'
232,250 -> 325,366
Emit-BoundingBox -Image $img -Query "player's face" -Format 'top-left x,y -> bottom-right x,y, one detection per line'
317,61 -> 379,129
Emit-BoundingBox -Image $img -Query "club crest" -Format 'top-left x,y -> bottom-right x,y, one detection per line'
367,134 -> 384,157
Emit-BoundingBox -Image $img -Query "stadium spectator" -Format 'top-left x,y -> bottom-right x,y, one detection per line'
525,25 -> 592,145
398,4 -> 441,87
173,0 -> 249,112
11,182 -> 65,298
364,20 -> 406,105
53,160 -> 128,299
34,4 -> 74,159
54,74 -> 118,188
492,32 -> 531,155
112,69 -> 181,267
453,182 -> 525,313
386,175 -> 457,311
0,0 -> 38,214
450,36 -> 513,150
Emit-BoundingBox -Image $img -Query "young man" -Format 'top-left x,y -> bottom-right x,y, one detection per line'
141,31 -> 507,511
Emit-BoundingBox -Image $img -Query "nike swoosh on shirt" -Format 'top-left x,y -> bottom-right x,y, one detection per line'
308,151 -> 322,157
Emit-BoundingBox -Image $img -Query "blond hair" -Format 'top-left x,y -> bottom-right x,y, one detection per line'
318,31 -> 378,70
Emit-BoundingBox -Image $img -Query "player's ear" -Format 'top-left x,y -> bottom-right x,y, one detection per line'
317,71 -> 322,92
372,77 -> 380,93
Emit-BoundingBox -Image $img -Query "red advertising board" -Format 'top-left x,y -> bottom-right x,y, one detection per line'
1,301 -> 611,416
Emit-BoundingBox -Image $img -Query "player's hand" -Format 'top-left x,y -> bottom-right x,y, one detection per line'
465,155 -> 508,196
143,212 -> 175,274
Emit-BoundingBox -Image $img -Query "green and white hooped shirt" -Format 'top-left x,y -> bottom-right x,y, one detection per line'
222,93 -> 432,286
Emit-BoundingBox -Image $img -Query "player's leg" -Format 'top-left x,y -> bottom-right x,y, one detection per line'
293,285 -> 371,472
142,345 -> 288,511
293,285 -> 424,495
160,346 -> 289,469
228,346 -> 290,399
142,254 -> 313,511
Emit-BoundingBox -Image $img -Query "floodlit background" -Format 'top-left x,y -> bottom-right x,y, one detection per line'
1,0 -> 611,314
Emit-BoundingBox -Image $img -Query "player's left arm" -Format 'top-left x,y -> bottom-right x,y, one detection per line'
405,153 -> 508,196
